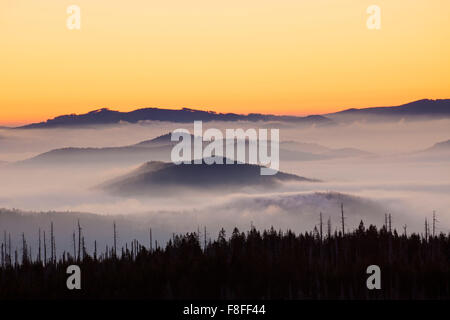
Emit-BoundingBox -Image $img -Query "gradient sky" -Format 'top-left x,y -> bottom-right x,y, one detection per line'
1,0 -> 449,125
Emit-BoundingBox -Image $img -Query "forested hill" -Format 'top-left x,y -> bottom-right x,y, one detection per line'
1,222 -> 449,299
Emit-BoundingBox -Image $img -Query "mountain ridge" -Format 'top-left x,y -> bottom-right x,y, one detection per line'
17,107 -> 333,129
326,99 -> 450,121
13,99 -> 450,129
16,133 -> 373,167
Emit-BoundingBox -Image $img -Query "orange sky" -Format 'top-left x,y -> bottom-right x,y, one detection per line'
1,0 -> 449,125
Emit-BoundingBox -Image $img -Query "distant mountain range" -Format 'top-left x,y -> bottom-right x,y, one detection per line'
279,141 -> 372,161
17,133 -> 176,167
18,108 -> 332,129
100,159 -> 316,196
16,133 -> 372,167
326,99 -> 450,122
14,99 -> 450,129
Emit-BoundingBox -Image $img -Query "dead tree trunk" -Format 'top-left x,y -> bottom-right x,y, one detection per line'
50,222 -> 54,263
77,220 -> 81,262
327,217 -> 332,239
8,233 -> 11,266
38,228 -> 42,263
73,231 -> 76,260
82,236 -> 86,260
432,211 -> 437,237
388,214 -> 392,233
43,231 -> 47,265
113,221 -> 117,257
1,232 -> 5,268
149,228 -> 152,252
319,212 -> 323,242
204,226 -> 207,251
22,233 -> 27,264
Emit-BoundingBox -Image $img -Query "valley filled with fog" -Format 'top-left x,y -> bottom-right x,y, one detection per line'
0,118 -> 449,256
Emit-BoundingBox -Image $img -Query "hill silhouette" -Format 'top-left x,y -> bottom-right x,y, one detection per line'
101,159 -> 316,196
16,133 -> 179,167
17,133 -> 372,167
18,108 -> 333,129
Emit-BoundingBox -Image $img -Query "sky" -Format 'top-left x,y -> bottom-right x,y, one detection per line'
1,0 -> 449,125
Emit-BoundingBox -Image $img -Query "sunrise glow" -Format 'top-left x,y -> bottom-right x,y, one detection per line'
1,0 -> 449,125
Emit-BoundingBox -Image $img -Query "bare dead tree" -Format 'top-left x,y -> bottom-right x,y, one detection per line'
403,224 -> 407,237
384,213 -> 388,230
50,222 -> 54,263
149,228 -> 153,252
204,226 -> 207,251
432,211 -> 437,237
1,232 -> 5,268
327,217 -> 332,239
73,231 -> 76,259
77,220 -> 82,262
319,212 -> 323,242
113,221 -> 117,257
388,214 -> 392,233
82,236 -> 86,260
43,231 -> 47,265
8,233 -> 11,266
53,228 -> 56,264
130,241 -> 133,259
38,228 -> 42,263
22,233 -> 27,264
340,203 -> 345,236
3,231 -> 6,266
